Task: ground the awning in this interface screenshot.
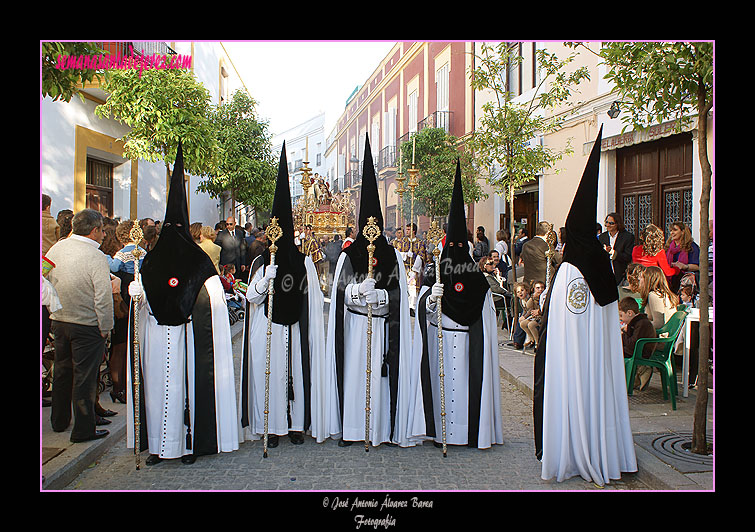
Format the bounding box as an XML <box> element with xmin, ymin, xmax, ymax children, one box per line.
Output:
<box><xmin>586</xmin><ymin>117</ymin><xmax>696</xmax><ymax>154</ymax></box>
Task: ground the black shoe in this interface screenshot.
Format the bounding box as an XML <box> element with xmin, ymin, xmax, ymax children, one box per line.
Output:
<box><xmin>110</xmin><ymin>390</ymin><xmax>127</xmax><ymax>404</ymax></box>
<box><xmin>338</xmin><ymin>438</ymin><xmax>353</xmax><ymax>447</ymax></box>
<box><xmin>95</xmin><ymin>415</ymin><xmax>111</xmax><ymax>426</ymax></box>
<box><xmin>42</xmin><ymin>398</ymin><xmax>52</xmax><ymax>407</ymax></box>
<box><xmin>146</xmin><ymin>454</ymin><xmax>163</xmax><ymax>466</ymax></box>
<box><xmin>267</xmin><ymin>435</ymin><xmax>279</xmax><ymax>448</ymax></box>
<box><xmin>433</xmin><ymin>441</ymin><xmax>443</xmax><ymax>448</ymax></box>
<box><xmin>289</xmin><ymin>431</ymin><xmax>304</xmax><ymax>445</ymax></box>
<box><xmin>70</xmin><ymin>429</ymin><xmax>109</xmax><ymax>443</ymax></box>
<box><xmin>181</xmin><ymin>454</ymin><xmax>196</xmax><ymax>464</ymax></box>
<box><xmin>96</xmin><ymin>407</ymin><xmax>118</xmax><ymax>417</ymax></box>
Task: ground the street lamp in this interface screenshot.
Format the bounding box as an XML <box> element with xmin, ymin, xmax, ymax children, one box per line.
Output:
<box><xmin>607</xmin><ymin>101</ymin><xmax>621</xmax><ymax>119</ymax></box>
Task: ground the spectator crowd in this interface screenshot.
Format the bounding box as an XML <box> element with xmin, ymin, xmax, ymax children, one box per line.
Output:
<box><xmin>41</xmin><ymin>190</ymin><xmax>713</xmax><ymax>443</ymax></box>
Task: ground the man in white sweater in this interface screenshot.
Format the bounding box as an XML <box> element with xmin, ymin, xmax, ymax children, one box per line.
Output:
<box><xmin>46</xmin><ymin>208</ymin><xmax>114</xmax><ymax>443</ymax></box>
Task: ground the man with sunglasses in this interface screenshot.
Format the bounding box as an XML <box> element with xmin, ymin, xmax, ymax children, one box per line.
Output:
<box><xmin>598</xmin><ymin>213</ymin><xmax>635</xmax><ymax>285</ymax></box>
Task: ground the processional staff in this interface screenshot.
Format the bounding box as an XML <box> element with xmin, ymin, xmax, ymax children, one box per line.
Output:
<box><xmin>263</xmin><ymin>216</ymin><xmax>283</xmax><ymax>458</ymax></box>
<box><xmin>129</xmin><ymin>222</ymin><xmax>145</xmax><ymax>470</ymax></box>
<box><xmin>426</xmin><ymin>220</ymin><xmax>448</xmax><ymax>457</ymax></box>
<box><xmin>362</xmin><ymin>216</ymin><xmax>381</xmax><ymax>452</ymax></box>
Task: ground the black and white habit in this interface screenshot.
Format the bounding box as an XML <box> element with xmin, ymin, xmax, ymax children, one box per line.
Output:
<box><xmin>127</xmin><ymin>142</ymin><xmax>239</xmax><ymax>463</ymax></box>
<box><xmin>411</xmin><ymin>161</ymin><xmax>503</xmax><ymax>449</ymax></box>
<box><xmin>533</xmin><ymin>126</ymin><xmax>637</xmax><ymax>485</ymax></box>
<box><xmin>239</xmin><ymin>144</ymin><xmax>327</xmax><ymax>444</ymax></box>
<box><xmin>324</xmin><ymin>134</ymin><xmax>424</xmax><ymax>447</ymax></box>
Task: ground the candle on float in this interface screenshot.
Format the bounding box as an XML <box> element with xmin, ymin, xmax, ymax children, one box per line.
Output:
<box><xmin>412</xmin><ymin>137</ymin><xmax>416</xmax><ymax>165</ymax></box>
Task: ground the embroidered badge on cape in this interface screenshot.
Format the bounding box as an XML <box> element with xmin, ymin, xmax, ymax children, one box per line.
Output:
<box><xmin>566</xmin><ymin>277</ymin><xmax>589</xmax><ymax>314</ymax></box>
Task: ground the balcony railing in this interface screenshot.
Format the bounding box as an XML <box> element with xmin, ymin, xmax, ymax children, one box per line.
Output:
<box><xmin>398</xmin><ymin>110</ymin><xmax>453</xmax><ymax>146</ymax></box>
<box><xmin>344</xmin><ymin>169</ymin><xmax>361</xmax><ymax>189</ymax></box>
<box><xmin>96</xmin><ymin>41</ymin><xmax>176</xmax><ymax>58</ymax></box>
<box><xmin>377</xmin><ymin>145</ymin><xmax>397</xmax><ymax>171</ymax></box>
<box><xmin>418</xmin><ymin>110</ymin><xmax>451</xmax><ymax>133</ymax></box>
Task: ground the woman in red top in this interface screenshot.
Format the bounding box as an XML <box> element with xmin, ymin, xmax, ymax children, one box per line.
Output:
<box><xmin>631</xmin><ymin>223</ymin><xmax>680</xmax><ymax>278</ymax></box>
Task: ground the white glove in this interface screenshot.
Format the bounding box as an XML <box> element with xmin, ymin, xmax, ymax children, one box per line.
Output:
<box><xmin>253</xmin><ymin>265</ymin><xmax>277</xmax><ymax>296</ymax></box>
<box><xmin>365</xmin><ymin>290</ymin><xmax>379</xmax><ymax>305</ymax></box>
<box><xmin>262</xmin><ymin>264</ymin><xmax>278</xmax><ymax>282</ymax></box>
<box><xmin>428</xmin><ymin>282</ymin><xmax>444</xmax><ymax>303</ymax></box>
<box><xmin>358</xmin><ymin>277</ymin><xmax>376</xmax><ymax>295</ymax></box>
<box><xmin>128</xmin><ymin>280</ymin><xmax>143</xmax><ymax>298</ymax></box>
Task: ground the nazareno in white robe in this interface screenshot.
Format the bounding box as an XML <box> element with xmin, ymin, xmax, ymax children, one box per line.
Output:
<box><xmin>126</xmin><ymin>275</ymin><xmax>239</xmax><ymax>459</ymax></box>
<box><xmin>411</xmin><ymin>284</ymin><xmax>504</xmax><ymax>449</ymax></box>
<box><xmin>238</xmin><ymin>255</ymin><xmax>328</xmax><ymax>442</ymax></box>
<box><xmin>540</xmin><ymin>262</ymin><xmax>637</xmax><ymax>485</ymax></box>
<box><xmin>324</xmin><ymin>247</ymin><xmax>425</xmax><ymax>447</ymax></box>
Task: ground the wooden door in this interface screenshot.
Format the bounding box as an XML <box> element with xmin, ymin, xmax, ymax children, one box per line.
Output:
<box><xmin>617</xmin><ymin>132</ymin><xmax>693</xmax><ymax>240</ymax></box>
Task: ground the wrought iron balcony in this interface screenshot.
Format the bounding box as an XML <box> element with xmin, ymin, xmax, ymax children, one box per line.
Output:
<box><xmin>96</xmin><ymin>41</ymin><xmax>177</xmax><ymax>58</ymax></box>
<box><xmin>344</xmin><ymin>169</ymin><xmax>361</xmax><ymax>189</ymax></box>
<box><xmin>398</xmin><ymin>111</ymin><xmax>453</xmax><ymax>146</ymax></box>
<box><xmin>418</xmin><ymin>110</ymin><xmax>452</xmax><ymax>134</ymax></box>
<box><xmin>378</xmin><ymin>145</ymin><xmax>397</xmax><ymax>171</ymax></box>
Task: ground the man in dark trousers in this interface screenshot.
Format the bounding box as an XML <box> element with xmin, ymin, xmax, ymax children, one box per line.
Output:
<box><xmin>520</xmin><ymin>221</ymin><xmax>561</xmax><ymax>287</ymax></box>
<box><xmin>216</xmin><ymin>215</ymin><xmax>248</xmax><ymax>279</ymax></box>
<box><xmin>46</xmin><ymin>208</ymin><xmax>114</xmax><ymax>443</ymax></box>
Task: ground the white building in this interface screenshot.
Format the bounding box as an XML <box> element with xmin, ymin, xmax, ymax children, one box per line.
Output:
<box><xmin>41</xmin><ymin>41</ymin><xmax>247</xmax><ymax>230</ymax></box>
<box><xmin>272</xmin><ymin>112</ymin><xmax>326</xmax><ymax>207</ymax></box>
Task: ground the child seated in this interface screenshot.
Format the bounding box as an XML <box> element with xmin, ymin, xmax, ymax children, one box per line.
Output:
<box><xmin>618</xmin><ymin>297</ymin><xmax>657</xmax><ymax>390</ymax></box>
<box><xmin>221</xmin><ymin>264</ymin><xmax>244</xmax><ymax>312</ymax></box>
<box><xmin>515</xmin><ymin>281</ymin><xmax>541</xmax><ymax>349</ymax></box>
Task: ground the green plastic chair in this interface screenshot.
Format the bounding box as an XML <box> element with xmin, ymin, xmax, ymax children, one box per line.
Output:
<box><xmin>624</xmin><ymin>309</ymin><xmax>688</xmax><ymax>410</ymax></box>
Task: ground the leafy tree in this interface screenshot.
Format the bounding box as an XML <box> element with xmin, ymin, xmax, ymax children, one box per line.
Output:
<box><xmin>41</xmin><ymin>42</ymin><xmax>105</xmax><ymax>103</ymax></box>
<box><xmin>197</xmin><ymin>89</ymin><xmax>277</xmax><ymax>223</ymax></box>
<box><xmin>397</xmin><ymin>127</ymin><xmax>485</xmax><ymax>226</ymax></box>
<box><xmin>94</xmin><ymin>66</ymin><xmax>219</xmax><ymax>177</ymax></box>
<box><xmin>469</xmin><ymin>42</ymin><xmax>590</xmax><ymax>318</ymax></box>
<box><xmin>593</xmin><ymin>41</ymin><xmax>713</xmax><ymax>456</ymax></box>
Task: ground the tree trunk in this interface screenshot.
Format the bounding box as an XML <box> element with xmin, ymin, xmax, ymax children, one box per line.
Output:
<box><xmin>509</xmin><ymin>182</ymin><xmax>520</xmax><ymax>328</ymax></box>
<box><xmin>691</xmin><ymin>82</ymin><xmax>713</xmax><ymax>456</ymax></box>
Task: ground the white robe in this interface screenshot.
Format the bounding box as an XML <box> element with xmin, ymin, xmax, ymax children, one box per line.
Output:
<box><xmin>239</xmin><ymin>256</ymin><xmax>328</xmax><ymax>442</ymax></box>
<box><xmin>324</xmin><ymin>247</ymin><xmax>425</xmax><ymax>447</ymax></box>
<box><xmin>541</xmin><ymin>262</ymin><xmax>637</xmax><ymax>485</ymax></box>
<box><xmin>126</xmin><ymin>276</ymin><xmax>239</xmax><ymax>459</ymax></box>
<box><xmin>412</xmin><ymin>285</ymin><xmax>504</xmax><ymax>449</ymax></box>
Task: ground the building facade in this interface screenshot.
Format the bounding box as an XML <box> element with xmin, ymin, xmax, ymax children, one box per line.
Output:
<box><xmin>41</xmin><ymin>41</ymin><xmax>247</xmax><ymax>231</ymax></box>
<box><xmin>472</xmin><ymin>41</ymin><xmax>714</xmax><ymax>247</ymax></box>
<box><xmin>324</xmin><ymin>42</ymin><xmax>476</xmax><ymax>235</ymax></box>
<box><xmin>272</xmin><ymin>112</ymin><xmax>326</xmax><ymax>209</ymax></box>
<box><xmin>325</xmin><ymin>40</ymin><xmax>713</xmax><ymax>249</ymax></box>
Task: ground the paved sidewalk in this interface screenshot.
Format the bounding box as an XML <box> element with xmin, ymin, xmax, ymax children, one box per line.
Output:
<box><xmin>40</xmin><ymin>320</ymin><xmax>714</xmax><ymax>491</ymax></box>
<box><xmin>495</xmin><ymin>328</ymin><xmax>714</xmax><ymax>491</ymax></box>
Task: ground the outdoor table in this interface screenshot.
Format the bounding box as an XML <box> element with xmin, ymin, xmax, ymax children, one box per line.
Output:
<box><xmin>683</xmin><ymin>306</ymin><xmax>714</xmax><ymax>397</ymax></box>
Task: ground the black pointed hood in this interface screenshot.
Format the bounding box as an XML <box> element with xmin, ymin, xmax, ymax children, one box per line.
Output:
<box><xmin>343</xmin><ymin>132</ymin><xmax>399</xmax><ymax>290</ymax></box>
<box><xmin>140</xmin><ymin>141</ymin><xmax>218</xmax><ymax>326</ymax></box>
<box><xmin>263</xmin><ymin>142</ymin><xmax>307</xmax><ymax>325</ymax></box>
<box><xmin>561</xmin><ymin>125</ymin><xmax>618</xmax><ymax>306</ymax></box>
<box><xmin>438</xmin><ymin>160</ymin><xmax>490</xmax><ymax>325</ymax></box>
